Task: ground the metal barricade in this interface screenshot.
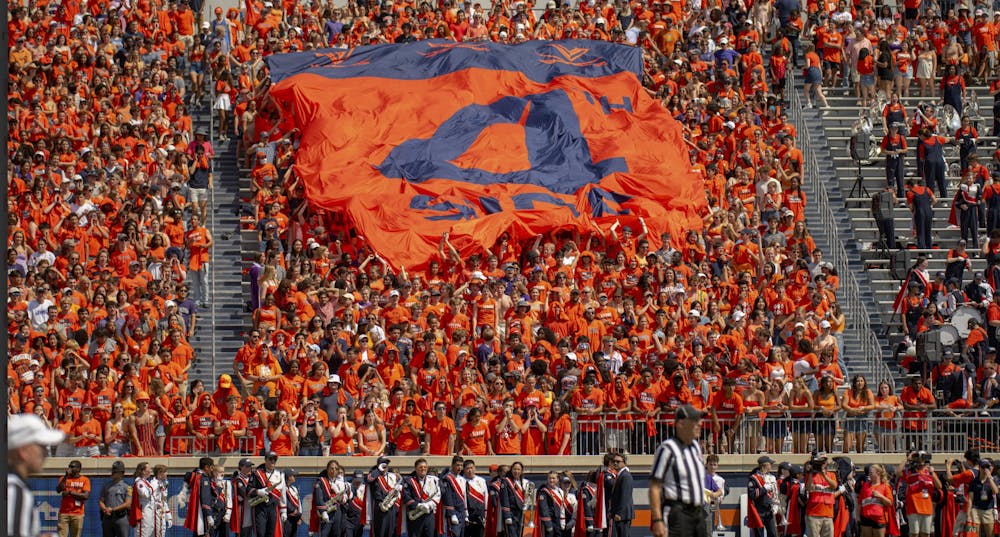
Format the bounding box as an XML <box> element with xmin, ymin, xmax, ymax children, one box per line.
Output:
<box><xmin>167</xmin><ymin>435</ymin><xmax>257</xmax><ymax>456</ymax></box>
<box><xmin>573</xmin><ymin>410</ymin><xmax>994</xmax><ymax>455</ymax></box>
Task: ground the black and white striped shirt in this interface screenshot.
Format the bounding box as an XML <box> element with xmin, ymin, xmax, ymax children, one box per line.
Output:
<box><xmin>8</xmin><ymin>472</ymin><xmax>40</xmax><ymax>537</ymax></box>
<box><xmin>650</xmin><ymin>437</ymin><xmax>706</xmax><ymax>507</ymax></box>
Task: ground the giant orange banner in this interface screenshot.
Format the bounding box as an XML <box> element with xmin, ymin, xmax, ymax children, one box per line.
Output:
<box><xmin>268</xmin><ymin>40</ymin><xmax>707</xmax><ymax>269</ymax></box>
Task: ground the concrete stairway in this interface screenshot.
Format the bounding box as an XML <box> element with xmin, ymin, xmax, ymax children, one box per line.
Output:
<box><xmin>186</xmin><ymin>114</ymin><xmax>250</xmax><ymax>389</ymax></box>
<box><xmin>809</xmin><ymin>82</ymin><xmax>996</xmax><ymax>372</ymax></box>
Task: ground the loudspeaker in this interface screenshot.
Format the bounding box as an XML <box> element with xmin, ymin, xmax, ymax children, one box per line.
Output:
<box><xmin>917</xmin><ymin>330</ymin><xmax>944</xmax><ymax>363</ymax></box>
<box><xmin>890</xmin><ymin>249</ymin><xmax>912</xmax><ymax>281</ymax></box>
<box><xmin>874</xmin><ymin>191</ymin><xmax>894</xmax><ymax>220</ymax></box>
<box><xmin>850</xmin><ymin>133</ymin><xmax>872</xmax><ymax>163</ymax></box>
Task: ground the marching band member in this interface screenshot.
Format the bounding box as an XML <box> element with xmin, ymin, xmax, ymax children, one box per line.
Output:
<box><xmin>486</xmin><ymin>465</ymin><xmax>509</xmax><ymax>537</ymax></box>
<box><xmin>211</xmin><ymin>465</ymin><xmax>229</xmax><ymax>537</ymax></box>
<box><xmin>558</xmin><ymin>474</ymin><xmax>578</xmax><ymax>537</ymax></box>
<box><xmin>440</xmin><ymin>456</ymin><xmax>468</xmax><ymax>537</ymax></box>
<box><xmin>283</xmin><ymin>469</ymin><xmax>302</xmax><ymax>537</ymax></box>
<box><xmin>130</xmin><ymin>462</ymin><xmax>157</xmax><ymax>537</ymax></box>
<box><xmin>537</xmin><ymin>472</ymin><xmax>568</xmax><ymax>537</ymax></box>
<box><xmin>346</xmin><ymin>471</ymin><xmax>366</xmax><ymax>537</ymax></box>
<box><xmin>403</xmin><ymin>458</ymin><xmax>442</xmax><ymax>537</ymax></box>
<box><xmin>578</xmin><ymin>471</ymin><xmax>599</xmax><ymax>537</ymax></box>
<box><xmin>152</xmin><ymin>465</ymin><xmax>173</xmax><ymax>537</ymax></box>
<box><xmin>248</xmin><ymin>452</ymin><xmax>287</xmax><ymax>537</ymax></box>
<box><xmin>311</xmin><ymin>461</ymin><xmax>340</xmax><ymax>537</ymax></box>
<box><xmin>367</xmin><ymin>456</ymin><xmax>402</xmax><ymax>537</ymax></box>
<box><xmin>229</xmin><ymin>459</ymin><xmax>255</xmax><ymax>537</ymax></box>
<box><xmin>501</xmin><ymin>462</ymin><xmax>532</xmax><ymax>537</ymax></box>
<box><xmin>184</xmin><ymin>457</ymin><xmax>217</xmax><ymax>537</ymax></box>
<box><xmin>329</xmin><ymin>464</ymin><xmax>353</xmax><ymax>537</ymax></box>
<box><xmin>464</xmin><ymin>460</ymin><xmax>490</xmax><ymax>537</ymax></box>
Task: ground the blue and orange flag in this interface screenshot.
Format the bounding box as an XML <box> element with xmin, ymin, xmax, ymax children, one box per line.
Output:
<box><xmin>268</xmin><ymin>40</ymin><xmax>707</xmax><ymax>269</ymax></box>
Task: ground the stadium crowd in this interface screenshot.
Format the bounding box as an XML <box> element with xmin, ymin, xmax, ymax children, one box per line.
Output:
<box><xmin>7</xmin><ymin>0</ymin><xmax>1000</xmax><ymax>462</ymax></box>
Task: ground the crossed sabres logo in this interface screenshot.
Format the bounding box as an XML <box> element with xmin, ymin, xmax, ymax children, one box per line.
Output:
<box><xmin>314</xmin><ymin>42</ymin><xmax>606</xmax><ymax>68</ymax></box>
<box><xmin>313</xmin><ymin>49</ymin><xmax>370</xmax><ymax>68</ymax></box>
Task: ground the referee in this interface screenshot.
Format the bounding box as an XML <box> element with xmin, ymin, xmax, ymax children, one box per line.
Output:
<box><xmin>648</xmin><ymin>404</ymin><xmax>708</xmax><ymax>537</ymax></box>
<box><xmin>8</xmin><ymin>413</ymin><xmax>67</xmax><ymax>537</ymax></box>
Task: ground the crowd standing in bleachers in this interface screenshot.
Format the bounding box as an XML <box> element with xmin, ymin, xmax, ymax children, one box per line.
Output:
<box><xmin>8</xmin><ymin>0</ymin><xmax>1000</xmax><ymax>461</ymax></box>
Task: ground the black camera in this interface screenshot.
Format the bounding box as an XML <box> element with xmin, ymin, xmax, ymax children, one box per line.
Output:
<box><xmin>807</xmin><ymin>454</ymin><xmax>828</xmax><ymax>473</ymax></box>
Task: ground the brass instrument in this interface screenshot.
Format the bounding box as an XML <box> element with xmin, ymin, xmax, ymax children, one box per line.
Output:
<box><xmin>408</xmin><ymin>504</ymin><xmax>429</xmax><ymax>520</ymax></box>
<box><xmin>379</xmin><ymin>474</ymin><xmax>402</xmax><ymax>512</ymax></box>
<box><xmin>869</xmin><ymin>89</ymin><xmax>888</xmax><ymax>122</ymax></box>
<box><xmin>250</xmin><ymin>483</ymin><xmax>277</xmax><ymax>507</ymax></box>
<box><xmin>380</xmin><ymin>488</ymin><xmax>400</xmax><ymax>512</ymax></box>
<box><xmin>326</xmin><ymin>481</ymin><xmax>349</xmax><ymax>513</ymax></box>
<box><xmin>968</xmin><ymin>89</ymin><xmax>983</xmax><ymax>127</ymax></box>
<box><xmin>938</xmin><ymin>104</ymin><xmax>962</xmax><ymax>135</ymax></box>
<box><xmin>524</xmin><ymin>481</ymin><xmax>537</xmax><ymax>529</ymax></box>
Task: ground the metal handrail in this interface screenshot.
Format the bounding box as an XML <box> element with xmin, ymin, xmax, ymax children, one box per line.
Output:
<box><xmin>787</xmin><ymin>74</ymin><xmax>893</xmax><ymax>387</ymax></box>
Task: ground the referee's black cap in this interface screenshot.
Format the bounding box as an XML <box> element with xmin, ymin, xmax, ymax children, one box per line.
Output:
<box><xmin>675</xmin><ymin>405</ymin><xmax>703</xmax><ymax>421</ymax></box>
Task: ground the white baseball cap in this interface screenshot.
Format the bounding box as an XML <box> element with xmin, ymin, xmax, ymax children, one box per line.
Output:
<box><xmin>9</xmin><ymin>413</ymin><xmax>65</xmax><ymax>449</ymax></box>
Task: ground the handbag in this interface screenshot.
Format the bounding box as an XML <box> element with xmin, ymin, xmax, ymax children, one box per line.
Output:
<box><xmin>959</xmin><ymin>519</ymin><xmax>979</xmax><ymax>537</ymax></box>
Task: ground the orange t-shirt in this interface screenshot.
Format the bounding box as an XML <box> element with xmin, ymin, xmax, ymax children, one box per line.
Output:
<box><xmin>269</xmin><ymin>425</ymin><xmax>295</xmax><ymax>455</ymax></box>
<box><xmin>58</xmin><ymin>475</ymin><xmax>91</xmax><ymax>515</ymax></box>
<box><xmin>392</xmin><ymin>414</ymin><xmax>423</xmax><ymax>453</ymax></box>
<box><xmin>72</xmin><ymin>419</ymin><xmax>103</xmax><ymax>447</ymax></box>
<box><xmin>425</xmin><ymin>415</ymin><xmax>456</xmax><ymax>455</ymax></box>
<box><xmin>710</xmin><ymin>391</ymin><xmax>744</xmax><ymax>423</ymax></box>
<box><xmin>461</xmin><ymin>419</ymin><xmax>492</xmax><ymax>455</ymax></box>
<box><xmin>493</xmin><ymin>415</ymin><xmax>523</xmax><ymax>455</ymax></box>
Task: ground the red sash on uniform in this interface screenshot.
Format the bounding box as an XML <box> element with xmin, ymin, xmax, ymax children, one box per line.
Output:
<box><xmin>355</xmin><ymin>484</ymin><xmax>367</xmax><ymax>528</ymax></box>
<box><xmin>486</xmin><ymin>482</ymin><xmax>502</xmax><ymax>537</ymax></box>
<box><xmin>505</xmin><ymin>478</ymin><xmax>525</xmax><ymax>505</ymax></box>
<box><xmin>574</xmin><ymin>485</ymin><xmax>592</xmax><ymax>537</ymax></box>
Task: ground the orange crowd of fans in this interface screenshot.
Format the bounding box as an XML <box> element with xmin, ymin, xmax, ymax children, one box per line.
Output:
<box><xmin>8</xmin><ymin>0</ymin><xmax>883</xmax><ymax>459</ymax></box>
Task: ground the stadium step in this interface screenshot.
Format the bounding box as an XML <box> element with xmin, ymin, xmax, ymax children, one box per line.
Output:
<box><xmin>802</xmin><ymin>101</ymin><xmax>892</xmax><ymax>386</ymax></box>
<box><xmin>793</xmin><ymin>81</ymin><xmax>905</xmax><ymax>388</ymax></box>
<box><xmin>800</xmin><ymin>79</ymin><xmax>999</xmax><ymax>385</ymax></box>
<box><xmin>187</xmin><ymin>125</ymin><xmax>249</xmax><ymax>390</ymax></box>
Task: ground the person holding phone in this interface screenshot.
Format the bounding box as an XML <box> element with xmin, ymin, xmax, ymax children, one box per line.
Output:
<box><xmin>56</xmin><ymin>460</ymin><xmax>91</xmax><ymax>537</ymax></box>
